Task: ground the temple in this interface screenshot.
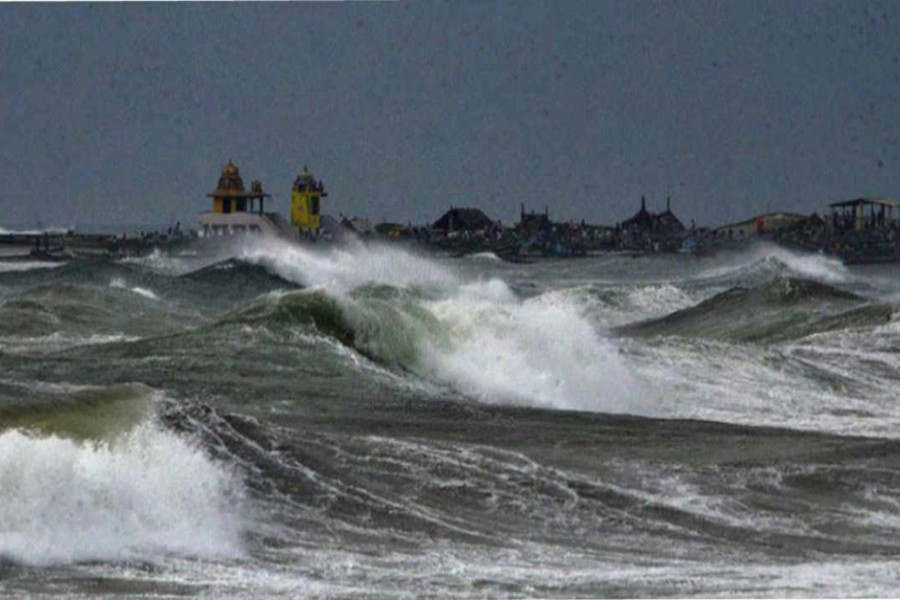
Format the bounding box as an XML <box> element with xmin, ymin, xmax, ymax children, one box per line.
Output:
<box><xmin>207</xmin><ymin>160</ymin><xmax>270</xmax><ymax>214</ymax></box>
<box><xmin>198</xmin><ymin>161</ymin><xmax>293</xmax><ymax>238</ymax></box>
<box><xmin>291</xmin><ymin>167</ymin><xmax>328</xmax><ymax>233</ymax></box>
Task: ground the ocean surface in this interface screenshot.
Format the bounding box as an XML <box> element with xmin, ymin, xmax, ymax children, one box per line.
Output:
<box><xmin>2</xmin><ymin>238</ymin><xmax>900</xmax><ymax>597</ymax></box>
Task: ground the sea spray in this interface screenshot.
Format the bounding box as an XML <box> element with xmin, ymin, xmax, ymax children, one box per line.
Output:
<box><xmin>0</xmin><ymin>422</ymin><xmax>247</xmax><ymax>566</ymax></box>
<box><xmin>238</xmin><ymin>237</ymin><xmax>456</xmax><ymax>292</ymax></box>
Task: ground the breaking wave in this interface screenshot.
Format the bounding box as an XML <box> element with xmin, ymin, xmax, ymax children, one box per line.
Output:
<box><xmin>696</xmin><ymin>244</ymin><xmax>850</xmax><ymax>287</ymax></box>
<box><xmin>0</xmin><ymin>384</ymin><xmax>247</xmax><ymax>566</ymax></box>
<box><xmin>223</xmin><ymin>238</ymin><xmax>648</xmax><ymax>415</ymax></box>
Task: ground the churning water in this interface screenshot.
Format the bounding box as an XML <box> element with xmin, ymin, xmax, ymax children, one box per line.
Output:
<box><xmin>2</xmin><ymin>238</ymin><xmax>900</xmax><ymax>596</ymax></box>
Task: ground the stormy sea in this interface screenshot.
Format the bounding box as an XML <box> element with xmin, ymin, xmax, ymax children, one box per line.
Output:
<box><xmin>2</xmin><ymin>238</ymin><xmax>900</xmax><ymax>597</ymax></box>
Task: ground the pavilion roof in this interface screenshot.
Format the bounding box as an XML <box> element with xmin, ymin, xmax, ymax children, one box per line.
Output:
<box><xmin>828</xmin><ymin>197</ymin><xmax>900</xmax><ymax>209</ymax></box>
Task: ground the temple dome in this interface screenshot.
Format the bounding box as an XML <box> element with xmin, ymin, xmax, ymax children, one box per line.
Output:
<box><xmin>216</xmin><ymin>161</ymin><xmax>245</xmax><ymax>193</ymax></box>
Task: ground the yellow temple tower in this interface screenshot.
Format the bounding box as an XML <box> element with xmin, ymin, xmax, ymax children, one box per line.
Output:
<box><xmin>290</xmin><ymin>166</ymin><xmax>327</xmax><ymax>233</ymax></box>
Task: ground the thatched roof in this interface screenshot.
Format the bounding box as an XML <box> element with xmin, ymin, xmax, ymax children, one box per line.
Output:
<box><xmin>432</xmin><ymin>208</ymin><xmax>495</xmax><ymax>231</ymax></box>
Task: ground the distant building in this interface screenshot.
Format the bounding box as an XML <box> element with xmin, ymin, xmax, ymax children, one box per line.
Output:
<box><xmin>621</xmin><ymin>197</ymin><xmax>684</xmax><ymax>234</ymax></box>
<box><xmin>518</xmin><ymin>204</ymin><xmax>552</xmax><ymax>236</ymax></box>
<box><xmin>207</xmin><ymin>160</ymin><xmax>269</xmax><ymax>215</ymax></box>
<box><xmin>829</xmin><ymin>198</ymin><xmax>900</xmax><ymax>231</ymax></box>
<box><xmin>620</xmin><ymin>196</ymin><xmax>655</xmax><ymax>232</ymax></box>
<box><xmin>714</xmin><ymin>212</ymin><xmax>808</xmax><ymax>237</ymax></box>
<box><xmin>617</xmin><ymin>197</ymin><xmax>686</xmax><ymax>252</ymax></box>
<box><xmin>199</xmin><ymin>161</ymin><xmax>294</xmax><ymax>238</ymax></box>
<box><xmin>432</xmin><ymin>207</ymin><xmax>495</xmax><ymax>233</ymax></box>
<box><xmin>652</xmin><ymin>198</ymin><xmax>685</xmax><ymax>234</ymax></box>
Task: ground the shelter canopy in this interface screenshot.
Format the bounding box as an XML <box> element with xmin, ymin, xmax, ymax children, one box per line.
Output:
<box><xmin>828</xmin><ymin>197</ymin><xmax>900</xmax><ymax>209</ymax></box>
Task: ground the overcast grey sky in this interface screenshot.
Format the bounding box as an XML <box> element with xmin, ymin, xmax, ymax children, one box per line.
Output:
<box><xmin>2</xmin><ymin>1</ymin><xmax>900</xmax><ymax>229</ymax></box>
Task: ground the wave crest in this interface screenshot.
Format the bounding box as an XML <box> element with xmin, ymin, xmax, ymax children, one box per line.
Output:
<box><xmin>620</xmin><ymin>276</ymin><xmax>892</xmax><ymax>343</ymax></box>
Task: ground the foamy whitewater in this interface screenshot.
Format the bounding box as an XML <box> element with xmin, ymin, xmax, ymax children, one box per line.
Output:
<box><xmin>2</xmin><ymin>237</ymin><xmax>900</xmax><ymax>597</ymax></box>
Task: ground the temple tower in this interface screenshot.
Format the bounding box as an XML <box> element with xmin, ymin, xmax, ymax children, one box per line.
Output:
<box><xmin>290</xmin><ymin>166</ymin><xmax>328</xmax><ymax>233</ymax></box>
<box><xmin>207</xmin><ymin>161</ymin><xmax>270</xmax><ymax>215</ymax></box>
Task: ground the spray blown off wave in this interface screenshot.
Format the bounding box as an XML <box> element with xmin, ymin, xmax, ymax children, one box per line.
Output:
<box><xmin>238</xmin><ymin>237</ymin><xmax>456</xmax><ymax>292</ymax></box>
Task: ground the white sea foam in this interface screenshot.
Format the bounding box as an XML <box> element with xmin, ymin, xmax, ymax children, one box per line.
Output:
<box><xmin>0</xmin><ymin>261</ymin><xmax>66</xmax><ymax>273</ymax></box>
<box><xmin>109</xmin><ymin>277</ymin><xmax>160</xmax><ymax>301</ymax></box>
<box><xmin>0</xmin><ymin>423</ymin><xmax>247</xmax><ymax>566</ymax></box>
<box><xmin>625</xmin><ymin>332</ymin><xmax>900</xmax><ymax>438</ymax></box>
